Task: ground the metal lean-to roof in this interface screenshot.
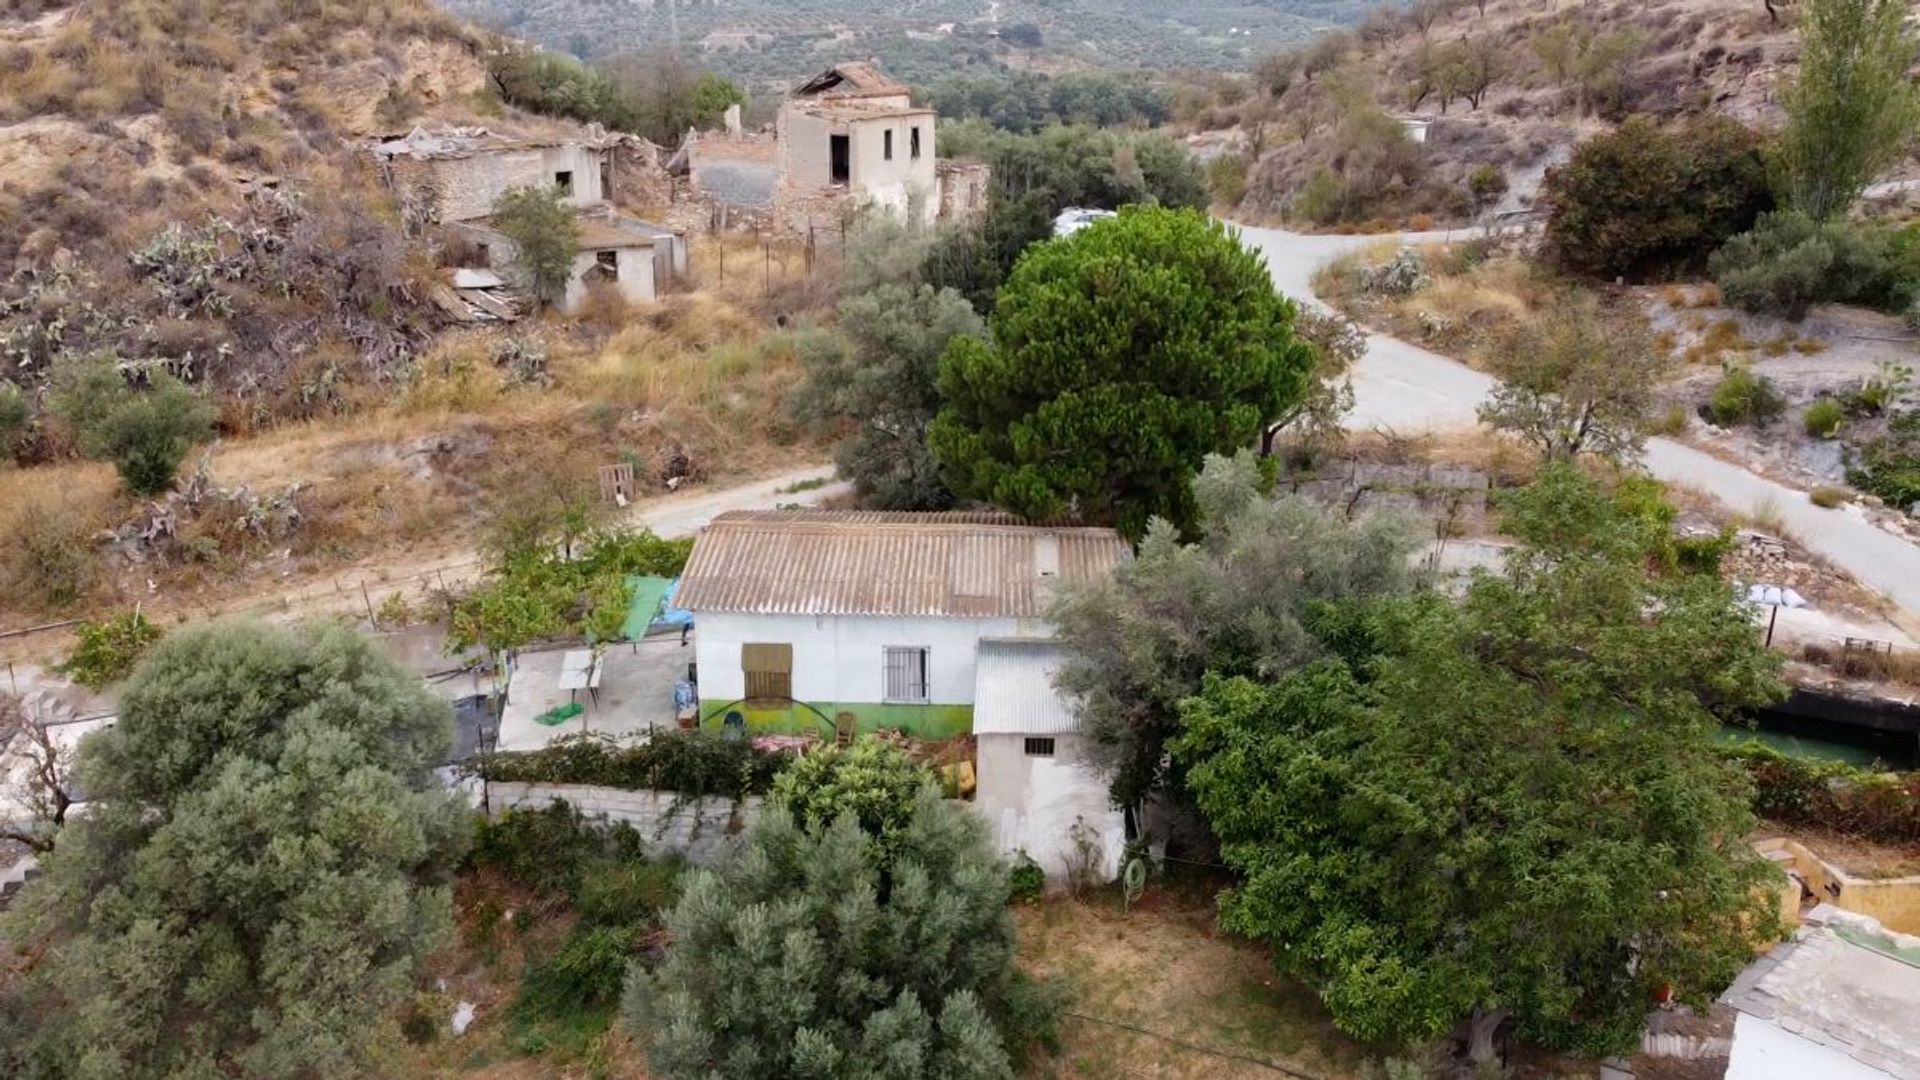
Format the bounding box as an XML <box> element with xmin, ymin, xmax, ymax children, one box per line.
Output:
<box><xmin>674</xmin><ymin>511</ymin><xmax>1130</xmax><ymax>619</ymax></box>
<box><xmin>972</xmin><ymin>638</ymin><xmax>1080</xmax><ymax>736</ymax></box>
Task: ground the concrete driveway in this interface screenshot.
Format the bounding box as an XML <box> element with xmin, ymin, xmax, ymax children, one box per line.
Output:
<box><xmin>1231</xmin><ymin>222</ymin><xmax>1920</xmax><ymax>619</ymax></box>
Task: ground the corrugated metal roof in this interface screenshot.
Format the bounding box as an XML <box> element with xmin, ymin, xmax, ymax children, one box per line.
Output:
<box><xmin>973</xmin><ymin>638</ymin><xmax>1080</xmax><ymax>735</ymax></box>
<box><xmin>675</xmin><ymin>511</ymin><xmax>1129</xmax><ymax>618</ymax></box>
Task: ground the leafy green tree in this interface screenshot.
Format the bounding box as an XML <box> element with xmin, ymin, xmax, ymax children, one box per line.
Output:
<box><xmin>449</xmin><ymin>527</ymin><xmax>692</xmax><ymax>654</ymax></box>
<box><xmin>1171</xmin><ymin>466</ymin><xmax>1786</xmax><ymax>1065</ymax></box>
<box><xmin>492</xmin><ymin>184</ymin><xmax>580</xmax><ymax>307</ymax></box>
<box><xmin>1543</xmin><ymin>115</ymin><xmax>1774</xmax><ymax>280</ymax></box>
<box><xmin>58</xmin><ymin>610</ymin><xmax>165</xmax><ymax>690</ymax></box>
<box><xmin>1051</xmin><ymin>452</ymin><xmax>1420</xmax><ymax>806</ymax></box>
<box><xmin>51</xmin><ymin>353</ymin><xmax>215</xmax><ymax>496</ymax></box>
<box><xmin>930</xmin><ymin>208</ymin><xmax>1313</xmax><ymax>538</ymax></box>
<box><xmin>1</xmin><ymin>620</ymin><xmax>469</xmax><ymax>1080</ymax></box>
<box><xmin>1477</xmin><ymin>291</ymin><xmax>1670</xmax><ymax>461</ymax></box>
<box><xmin>770</xmin><ymin>737</ymin><xmax>935</xmax><ymax>855</ymax></box>
<box><xmin>623</xmin><ymin>788</ymin><xmax>1061</xmax><ymax>1079</ymax></box>
<box><xmin>1780</xmin><ymin>0</ymin><xmax>1920</xmax><ymax>221</ymax></box>
<box><xmin>790</xmin><ymin>285</ymin><xmax>983</xmax><ymax>510</ymax></box>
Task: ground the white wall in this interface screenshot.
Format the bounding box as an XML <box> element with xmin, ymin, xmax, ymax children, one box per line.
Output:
<box><xmin>975</xmin><ymin>732</ymin><xmax>1125</xmax><ymax>886</ymax></box>
<box><xmin>562</xmin><ymin>244</ymin><xmax>657</xmax><ymax>312</ymax></box>
<box><xmin>694</xmin><ymin>611</ymin><xmax>1049</xmax><ymax>706</ymax></box>
<box><xmin>1726</xmin><ymin>1011</ymin><xmax>1889</xmax><ymax>1080</ymax></box>
<box><xmin>849</xmin><ymin>115</ymin><xmax>937</xmax><ymax>224</ymax></box>
<box><xmin>427</xmin><ymin>144</ymin><xmax>609</xmax><ymax>223</ymax></box>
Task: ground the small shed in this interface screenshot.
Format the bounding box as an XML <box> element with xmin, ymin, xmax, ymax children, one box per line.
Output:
<box><xmin>971</xmin><ymin>638</ymin><xmax>1125</xmax><ymax>886</ymax></box>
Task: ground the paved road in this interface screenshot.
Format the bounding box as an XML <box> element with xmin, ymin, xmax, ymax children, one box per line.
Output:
<box><xmin>1233</xmin><ymin>223</ymin><xmax>1920</xmax><ymax>619</ymax></box>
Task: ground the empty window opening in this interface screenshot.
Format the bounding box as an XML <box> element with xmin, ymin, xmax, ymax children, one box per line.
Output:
<box><xmin>830</xmin><ymin>135</ymin><xmax>850</xmax><ymax>183</ymax></box>
<box><xmin>910</xmin><ymin>126</ymin><xmax>921</xmax><ymax>160</ymax></box>
<box><xmin>599</xmin><ymin>159</ymin><xmax>613</xmax><ymax>201</ymax></box>
<box><xmin>883</xmin><ymin>647</ymin><xmax>929</xmax><ymax>703</ymax></box>
<box><xmin>553</xmin><ymin>170</ymin><xmax>573</xmax><ymax>195</ymax></box>
<box><xmin>594</xmin><ymin>250</ymin><xmax>619</xmax><ymax>281</ymax></box>
<box><xmin>742</xmin><ymin>643</ymin><xmax>793</xmax><ymax>703</ymax></box>
<box><xmin>1024</xmin><ymin>737</ymin><xmax>1056</xmax><ymax>757</ymax></box>
<box><xmin>473</xmin><ymin>242</ymin><xmax>491</xmax><ymax>264</ymax></box>
<box><xmin>884</xmin><ymin>129</ymin><xmax>894</xmax><ymax>161</ymax></box>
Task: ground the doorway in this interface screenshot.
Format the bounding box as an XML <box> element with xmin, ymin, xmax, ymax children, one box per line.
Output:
<box><xmin>829</xmin><ymin>135</ymin><xmax>850</xmax><ymax>184</ymax></box>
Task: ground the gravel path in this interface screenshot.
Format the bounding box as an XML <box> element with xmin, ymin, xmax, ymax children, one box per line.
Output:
<box><xmin>1233</xmin><ymin>222</ymin><xmax>1920</xmax><ymax>620</ymax></box>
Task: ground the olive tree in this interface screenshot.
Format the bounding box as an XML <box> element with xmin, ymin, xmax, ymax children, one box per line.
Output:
<box><xmin>1476</xmin><ymin>292</ymin><xmax>1671</xmax><ymax>462</ymax></box>
<box><xmin>1</xmin><ymin>620</ymin><xmax>470</xmax><ymax>1080</ymax></box>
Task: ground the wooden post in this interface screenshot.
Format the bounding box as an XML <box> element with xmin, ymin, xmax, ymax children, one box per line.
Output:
<box><xmin>361</xmin><ymin>583</ymin><xmax>376</xmax><ymax>627</ymax></box>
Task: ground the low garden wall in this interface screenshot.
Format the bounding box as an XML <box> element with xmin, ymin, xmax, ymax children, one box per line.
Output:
<box><xmin>483</xmin><ymin>781</ymin><xmax>762</xmax><ymax>866</ymax></box>
<box><xmin>1755</xmin><ymin>836</ymin><xmax>1920</xmax><ymax>936</ymax></box>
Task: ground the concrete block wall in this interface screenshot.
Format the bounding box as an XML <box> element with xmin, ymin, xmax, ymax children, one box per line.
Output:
<box><xmin>486</xmin><ymin>782</ymin><xmax>761</xmax><ymax>866</ymax></box>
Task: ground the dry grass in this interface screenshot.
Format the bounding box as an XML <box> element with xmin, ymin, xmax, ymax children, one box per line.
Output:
<box><xmin>1682</xmin><ymin>318</ymin><xmax>1753</xmax><ymax>365</ymax></box>
<box><xmin>1015</xmin><ymin>888</ymin><xmax>1374</xmax><ymax>1080</ymax></box>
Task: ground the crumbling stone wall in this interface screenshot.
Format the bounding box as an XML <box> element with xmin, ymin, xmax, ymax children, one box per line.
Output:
<box><xmin>484</xmin><ymin>781</ymin><xmax>760</xmax><ymax>866</ymax></box>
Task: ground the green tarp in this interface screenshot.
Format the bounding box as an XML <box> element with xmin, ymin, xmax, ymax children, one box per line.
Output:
<box><xmin>621</xmin><ymin>575</ymin><xmax>674</xmax><ymax>641</ymax></box>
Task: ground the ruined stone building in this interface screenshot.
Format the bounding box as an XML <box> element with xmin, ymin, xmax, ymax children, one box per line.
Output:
<box><xmin>776</xmin><ymin>62</ymin><xmax>941</xmax><ymax>225</ymax></box>
<box><xmin>373</xmin><ymin>125</ymin><xmax>685</xmax><ymax>314</ymax></box>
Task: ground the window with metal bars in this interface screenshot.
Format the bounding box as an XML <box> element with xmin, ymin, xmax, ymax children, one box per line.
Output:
<box><xmin>882</xmin><ymin>646</ymin><xmax>929</xmax><ymax>703</ymax></box>
<box><xmin>1023</xmin><ymin>737</ymin><xmax>1055</xmax><ymax>757</ymax></box>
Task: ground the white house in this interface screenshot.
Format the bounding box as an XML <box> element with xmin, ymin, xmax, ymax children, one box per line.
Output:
<box><xmin>1721</xmin><ymin>905</ymin><xmax>1920</xmax><ymax>1080</ymax></box>
<box><xmin>777</xmin><ymin>62</ymin><xmax>939</xmax><ymax>225</ymax></box>
<box><xmin>674</xmin><ymin>510</ymin><xmax>1131</xmax><ymax>881</ymax></box>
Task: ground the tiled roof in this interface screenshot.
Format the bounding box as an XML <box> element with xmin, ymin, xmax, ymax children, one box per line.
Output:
<box><xmin>972</xmin><ymin>639</ymin><xmax>1079</xmax><ymax>735</ymax></box>
<box><xmin>675</xmin><ymin>511</ymin><xmax>1129</xmax><ymax>619</ymax></box>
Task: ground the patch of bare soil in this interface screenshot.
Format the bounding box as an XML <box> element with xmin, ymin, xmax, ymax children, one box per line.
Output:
<box><xmin>1760</xmin><ymin>822</ymin><xmax>1920</xmax><ymax>879</ymax></box>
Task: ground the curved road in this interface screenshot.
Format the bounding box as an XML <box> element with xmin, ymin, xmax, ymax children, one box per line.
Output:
<box><xmin>1233</xmin><ymin>223</ymin><xmax>1920</xmax><ymax>619</ymax></box>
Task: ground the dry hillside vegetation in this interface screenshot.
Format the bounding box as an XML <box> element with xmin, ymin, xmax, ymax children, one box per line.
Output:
<box><xmin>1210</xmin><ymin>0</ymin><xmax>1804</xmax><ymax>228</ymax></box>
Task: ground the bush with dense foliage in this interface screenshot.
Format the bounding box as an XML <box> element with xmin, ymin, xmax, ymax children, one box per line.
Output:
<box><xmin>1725</xmin><ymin>742</ymin><xmax>1920</xmax><ymax>844</ymax></box>
<box><xmin>770</xmin><ymin>737</ymin><xmax>936</xmax><ymax>855</ymax></box>
<box><xmin>623</xmin><ymin>787</ymin><xmax>1063</xmax><ymax>1079</ymax></box>
<box><xmin>1804</xmin><ymin>397</ymin><xmax>1846</xmax><ymax>438</ymax></box>
<box><xmin>924</xmin><ymin>70</ymin><xmax>1170</xmax><ymax>133</ymax></box>
<box><xmin>1542</xmin><ymin>115</ymin><xmax>1773</xmax><ymax>280</ymax></box>
<box><xmin>1710</xmin><ymin>212</ymin><xmax>1919</xmax><ymax>320</ymax></box>
<box><xmin>1847</xmin><ymin>409</ymin><xmax>1920</xmax><ymax>508</ymax></box>
<box><xmin>58</xmin><ymin>610</ymin><xmax>164</xmax><ymax>690</ymax></box>
<box><xmin>931</xmin><ymin>207</ymin><xmax>1313</xmax><ymax>538</ymax></box>
<box><xmin>477</xmin><ymin>731</ymin><xmax>785</xmax><ymax>799</ymax></box>
<box><xmin>788</xmin><ymin>282</ymin><xmax>983</xmax><ymax>510</ymax></box>
<box><xmin>0</xmin><ymin>620</ymin><xmax>469</xmax><ymax>1080</ymax></box>
<box><xmin>1172</xmin><ymin>466</ymin><xmax>1786</xmax><ymax>1064</ymax></box>
<box><xmin>486</xmin><ymin>40</ymin><xmax>746</xmax><ymax>148</ymax></box>
<box><xmin>51</xmin><ymin>352</ymin><xmax>216</xmax><ymax>495</ymax></box>
<box><xmin>1708</xmin><ymin>364</ymin><xmax>1787</xmax><ymax>428</ymax></box>
<box><xmin>1052</xmin><ymin>451</ymin><xmax>1419</xmax><ymax>805</ymax></box>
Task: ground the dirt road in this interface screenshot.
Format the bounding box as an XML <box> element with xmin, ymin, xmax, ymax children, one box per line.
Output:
<box><xmin>1233</xmin><ymin>222</ymin><xmax>1920</xmax><ymax>619</ymax></box>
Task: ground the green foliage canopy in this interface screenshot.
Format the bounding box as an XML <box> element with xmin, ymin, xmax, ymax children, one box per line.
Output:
<box><xmin>2</xmin><ymin>620</ymin><xmax>469</xmax><ymax>1080</ymax></box>
<box><xmin>1051</xmin><ymin>451</ymin><xmax>1420</xmax><ymax>805</ymax></box>
<box><xmin>1170</xmin><ymin>467</ymin><xmax>1787</xmax><ymax>1059</ymax></box>
<box><xmin>492</xmin><ymin>184</ymin><xmax>581</xmax><ymax>307</ymax></box>
<box><xmin>930</xmin><ymin>208</ymin><xmax>1313</xmax><ymax>538</ymax></box>
<box><xmin>789</xmin><ymin>283</ymin><xmax>984</xmax><ymax>510</ymax></box>
<box><xmin>623</xmin><ymin>789</ymin><xmax>1059</xmax><ymax>1080</ymax></box>
<box><xmin>769</xmin><ymin>737</ymin><xmax>936</xmax><ymax>856</ymax></box>
<box><xmin>1779</xmin><ymin>0</ymin><xmax>1920</xmax><ymax>221</ymax></box>
<box><xmin>58</xmin><ymin>610</ymin><xmax>164</xmax><ymax>690</ymax></box>
<box><xmin>449</xmin><ymin>528</ymin><xmax>692</xmax><ymax>653</ymax></box>
<box><xmin>1476</xmin><ymin>291</ymin><xmax>1670</xmax><ymax>462</ymax></box>
<box><xmin>51</xmin><ymin>353</ymin><xmax>216</xmax><ymax>496</ymax></box>
<box><xmin>1542</xmin><ymin>115</ymin><xmax>1773</xmax><ymax>280</ymax></box>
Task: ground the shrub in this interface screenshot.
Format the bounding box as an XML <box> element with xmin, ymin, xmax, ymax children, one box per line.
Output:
<box><xmin>59</xmin><ymin>610</ymin><xmax>164</xmax><ymax>689</ymax></box>
<box><xmin>0</xmin><ymin>495</ymin><xmax>100</xmax><ymax>611</ymax></box>
<box><xmin>1711</xmin><ymin>211</ymin><xmax>1905</xmax><ymax>320</ymax></box>
<box><xmin>1724</xmin><ymin>742</ymin><xmax>1920</xmax><ymax>844</ymax></box>
<box><xmin>51</xmin><ymin>354</ymin><xmax>216</xmax><ymax>495</ymax></box>
<box><xmin>1803</xmin><ymin>397</ymin><xmax>1845</xmax><ymax>438</ymax></box>
<box><xmin>478</xmin><ymin>731</ymin><xmax>783</xmax><ymax>799</ymax></box>
<box><xmin>492</xmin><ymin>184</ymin><xmax>579</xmax><ymax>307</ymax></box>
<box><xmin>1848</xmin><ymin>361</ymin><xmax>1912</xmax><ymax>417</ymax></box>
<box><xmin>1847</xmin><ymin>410</ymin><xmax>1920</xmax><ymax>509</ymax></box>
<box><xmin>1707</xmin><ymin>364</ymin><xmax>1786</xmax><ymax>427</ymax></box>
<box><xmin>770</xmin><ymin>737</ymin><xmax>936</xmax><ymax>855</ymax></box>
<box><xmin>1207</xmin><ymin>152</ymin><xmax>1249</xmax><ymax>207</ymax></box>
<box><xmin>1810</xmin><ymin>486</ymin><xmax>1852</xmax><ymax>508</ymax></box>
<box><xmin>1543</xmin><ymin>115</ymin><xmax>1773</xmax><ymax>280</ymax></box>
<box><xmin>1008</xmin><ymin>853</ymin><xmax>1046</xmax><ymax>901</ymax></box>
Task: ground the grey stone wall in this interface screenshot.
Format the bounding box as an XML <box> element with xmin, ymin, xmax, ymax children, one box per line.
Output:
<box><xmin>484</xmin><ymin>782</ymin><xmax>761</xmax><ymax>866</ymax></box>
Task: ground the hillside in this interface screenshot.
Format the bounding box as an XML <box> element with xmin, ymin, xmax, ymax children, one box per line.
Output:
<box><xmin>1209</xmin><ymin>0</ymin><xmax>1812</xmax><ymax>228</ymax></box>
<box><xmin>442</xmin><ymin>0</ymin><xmax>1373</xmax><ymax>92</ymax></box>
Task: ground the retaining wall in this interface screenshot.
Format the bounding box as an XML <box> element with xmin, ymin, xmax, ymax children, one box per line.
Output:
<box><xmin>1756</xmin><ymin>837</ymin><xmax>1920</xmax><ymax>935</ymax></box>
<box><xmin>483</xmin><ymin>782</ymin><xmax>761</xmax><ymax>866</ymax></box>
